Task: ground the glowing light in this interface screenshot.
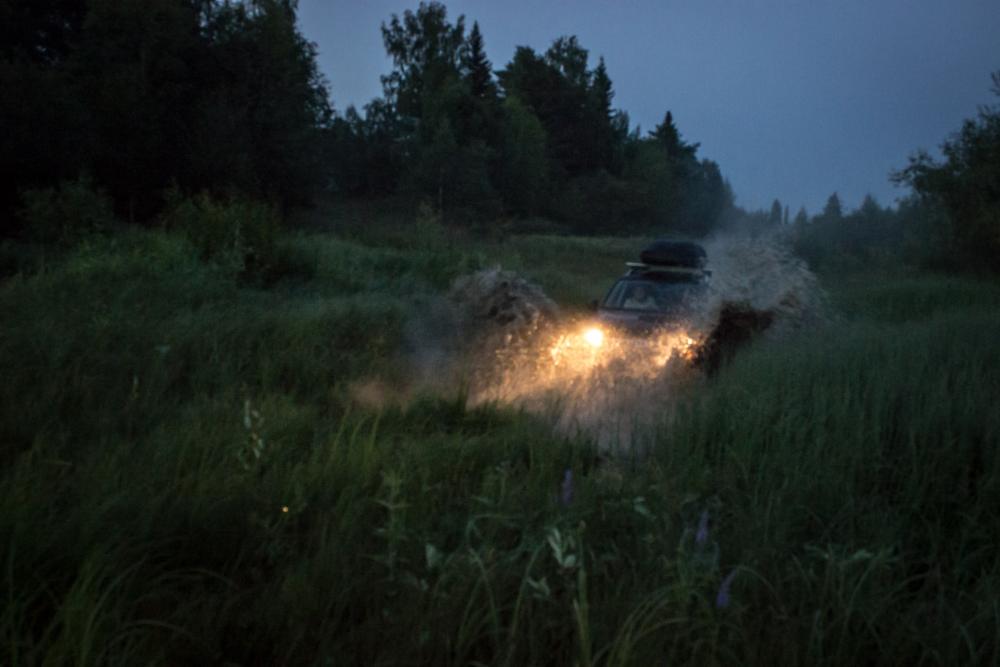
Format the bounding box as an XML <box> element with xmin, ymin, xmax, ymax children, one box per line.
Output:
<box><xmin>481</xmin><ymin>319</ymin><xmax>703</xmax><ymax>410</ymax></box>
<box><xmin>583</xmin><ymin>327</ymin><xmax>604</xmax><ymax>348</ymax></box>
<box><xmin>281</xmin><ymin>506</ymin><xmax>289</xmax><ymax>513</ymax></box>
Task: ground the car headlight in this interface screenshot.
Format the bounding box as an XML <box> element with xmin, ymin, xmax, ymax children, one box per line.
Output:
<box><xmin>583</xmin><ymin>327</ymin><xmax>604</xmax><ymax>348</ymax></box>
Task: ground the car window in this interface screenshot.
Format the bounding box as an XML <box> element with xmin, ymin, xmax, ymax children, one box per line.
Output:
<box><xmin>602</xmin><ymin>279</ymin><xmax>702</xmax><ymax>312</ymax></box>
<box><xmin>602</xmin><ymin>281</ymin><xmax>632</xmax><ymax>308</ymax></box>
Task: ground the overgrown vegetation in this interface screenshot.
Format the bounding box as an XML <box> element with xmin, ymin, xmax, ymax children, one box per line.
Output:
<box><xmin>3</xmin><ymin>1</ymin><xmax>998</xmax><ymax>269</ymax></box>
<box><xmin>2</xmin><ymin>216</ymin><xmax>999</xmax><ymax>664</ymax></box>
<box><xmin>1</xmin><ymin>0</ymin><xmax>331</xmax><ymax>229</ymax></box>
<box><xmin>329</xmin><ymin>4</ymin><xmax>733</xmax><ymax>233</ymax></box>
<box><xmin>3</xmin><ymin>1</ymin><xmax>1000</xmax><ymax>664</ymax></box>
<box><xmin>2</xmin><ymin>0</ymin><xmax>734</xmax><ymax>236</ymax></box>
<box><xmin>891</xmin><ymin>72</ymin><xmax>1000</xmax><ymax>272</ymax></box>
<box><xmin>790</xmin><ymin>71</ymin><xmax>1000</xmax><ymax>274</ymax></box>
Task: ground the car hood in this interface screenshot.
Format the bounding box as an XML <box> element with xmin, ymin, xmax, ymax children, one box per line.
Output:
<box><xmin>597</xmin><ymin>308</ymin><xmax>687</xmax><ymax>335</ymax></box>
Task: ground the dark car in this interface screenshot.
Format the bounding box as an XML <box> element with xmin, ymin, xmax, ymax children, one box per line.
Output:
<box><xmin>595</xmin><ymin>241</ymin><xmax>709</xmax><ymax>335</ymax></box>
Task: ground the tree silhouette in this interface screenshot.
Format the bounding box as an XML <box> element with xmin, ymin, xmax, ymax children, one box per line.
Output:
<box><xmin>822</xmin><ymin>192</ymin><xmax>843</xmax><ymax>220</ymax></box>
<box><xmin>894</xmin><ymin>71</ymin><xmax>1000</xmax><ymax>269</ymax></box>
<box><xmin>462</xmin><ymin>21</ymin><xmax>495</xmax><ymax>100</ymax></box>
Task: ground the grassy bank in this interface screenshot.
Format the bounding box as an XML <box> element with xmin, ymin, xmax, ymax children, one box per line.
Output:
<box><xmin>2</xmin><ymin>224</ymin><xmax>998</xmax><ymax>665</ymax></box>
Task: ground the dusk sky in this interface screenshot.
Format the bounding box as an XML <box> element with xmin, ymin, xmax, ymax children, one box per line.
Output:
<box><xmin>297</xmin><ymin>0</ymin><xmax>999</xmax><ymax>214</ymax></box>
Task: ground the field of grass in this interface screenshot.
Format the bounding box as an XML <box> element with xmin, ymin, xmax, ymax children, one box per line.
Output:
<box><xmin>2</xmin><ymin>215</ymin><xmax>998</xmax><ymax>665</ymax></box>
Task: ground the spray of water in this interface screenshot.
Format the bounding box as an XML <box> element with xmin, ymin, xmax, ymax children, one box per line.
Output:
<box><xmin>356</xmin><ymin>230</ymin><xmax>826</xmax><ymax>449</ymax></box>
<box><xmin>699</xmin><ymin>231</ymin><xmax>827</xmax><ymax>338</ymax></box>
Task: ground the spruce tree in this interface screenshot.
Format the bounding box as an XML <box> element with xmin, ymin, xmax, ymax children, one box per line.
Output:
<box><xmin>769</xmin><ymin>199</ymin><xmax>783</xmax><ymax>226</ymax></box>
<box><xmin>651</xmin><ymin>111</ymin><xmax>698</xmax><ymax>162</ymax></box>
<box><xmin>793</xmin><ymin>207</ymin><xmax>809</xmax><ymax>227</ymax></box>
<box><xmin>457</xmin><ymin>19</ymin><xmax>501</xmax><ymax>155</ymax></box>
<box><xmin>822</xmin><ymin>192</ymin><xmax>843</xmax><ymax>220</ymax></box>
<box><xmin>590</xmin><ymin>57</ymin><xmax>613</xmax><ymax>121</ymax></box>
<box><xmin>589</xmin><ymin>56</ymin><xmax>615</xmax><ymax>171</ymax></box>
<box><xmin>462</xmin><ymin>21</ymin><xmax>495</xmax><ymax>100</ymax></box>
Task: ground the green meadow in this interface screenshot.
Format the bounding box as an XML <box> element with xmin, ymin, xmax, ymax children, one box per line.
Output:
<box><xmin>2</xmin><ymin>214</ymin><xmax>999</xmax><ymax>665</ymax></box>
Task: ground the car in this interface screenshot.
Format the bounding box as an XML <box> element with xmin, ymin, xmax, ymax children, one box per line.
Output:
<box><xmin>593</xmin><ymin>240</ymin><xmax>710</xmax><ymax>335</ymax></box>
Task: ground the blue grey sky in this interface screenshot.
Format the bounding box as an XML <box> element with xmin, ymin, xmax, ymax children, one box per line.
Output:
<box><xmin>297</xmin><ymin>0</ymin><xmax>999</xmax><ymax>214</ymax></box>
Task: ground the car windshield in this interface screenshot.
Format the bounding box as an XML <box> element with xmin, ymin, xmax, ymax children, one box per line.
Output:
<box><xmin>602</xmin><ymin>278</ymin><xmax>702</xmax><ymax>312</ymax></box>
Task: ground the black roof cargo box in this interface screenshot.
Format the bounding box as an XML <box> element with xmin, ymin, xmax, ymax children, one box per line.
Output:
<box><xmin>639</xmin><ymin>240</ymin><xmax>707</xmax><ymax>268</ymax></box>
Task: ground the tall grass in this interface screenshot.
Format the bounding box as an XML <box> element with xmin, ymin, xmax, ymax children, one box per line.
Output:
<box><xmin>658</xmin><ymin>306</ymin><xmax>1000</xmax><ymax>664</ymax></box>
<box><xmin>1</xmin><ymin>225</ymin><xmax>998</xmax><ymax>664</ymax></box>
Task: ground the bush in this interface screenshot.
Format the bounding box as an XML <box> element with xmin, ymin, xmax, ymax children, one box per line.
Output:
<box><xmin>16</xmin><ymin>176</ymin><xmax>115</xmax><ymax>244</ymax></box>
<box><xmin>164</xmin><ymin>190</ymin><xmax>279</xmax><ymax>279</ymax></box>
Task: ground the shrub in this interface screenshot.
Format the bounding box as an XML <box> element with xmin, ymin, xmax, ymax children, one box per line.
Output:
<box><xmin>412</xmin><ymin>201</ymin><xmax>449</xmax><ymax>250</ymax></box>
<box><xmin>16</xmin><ymin>176</ymin><xmax>115</xmax><ymax>244</ymax></box>
<box><xmin>164</xmin><ymin>190</ymin><xmax>279</xmax><ymax>279</ymax></box>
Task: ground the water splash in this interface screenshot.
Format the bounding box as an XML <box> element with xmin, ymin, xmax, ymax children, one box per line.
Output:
<box><xmin>387</xmin><ymin>231</ymin><xmax>826</xmax><ymax>449</ymax></box>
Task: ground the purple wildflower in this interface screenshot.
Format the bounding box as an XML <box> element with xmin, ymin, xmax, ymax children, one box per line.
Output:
<box><xmin>715</xmin><ymin>569</ymin><xmax>738</xmax><ymax>609</ymax></box>
<box><xmin>695</xmin><ymin>509</ymin><xmax>710</xmax><ymax>546</ymax></box>
<box><xmin>560</xmin><ymin>468</ymin><xmax>574</xmax><ymax>507</ymax></box>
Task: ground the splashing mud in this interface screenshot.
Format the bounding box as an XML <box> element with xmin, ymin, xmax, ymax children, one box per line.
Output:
<box><xmin>699</xmin><ymin>233</ymin><xmax>826</xmax><ymax>337</ymax></box>
<box><xmin>381</xmin><ymin>231</ymin><xmax>825</xmax><ymax>449</ymax></box>
<box><xmin>473</xmin><ymin>321</ymin><xmax>703</xmax><ymax>449</ymax></box>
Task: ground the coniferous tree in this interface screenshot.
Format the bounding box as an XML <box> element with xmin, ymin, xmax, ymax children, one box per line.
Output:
<box><xmin>793</xmin><ymin>207</ymin><xmax>809</xmax><ymax>227</ymax></box>
<box><xmin>456</xmin><ymin>19</ymin><xmax>500</xmax><ymax>160</ymax></box>
<box><xmin>462</xmin><ymin>21</ymin><xmax>495</xmax><ymax>100</ymax></box>
<box><xmin>792</xmin><ymin>206</ymin><xmax>809</xmax><ymax>234</ymax></box>
<box><xmin>646</xmin><ymin>111</ymin><xmax>713</xmax><ymax>233</ymax></box>
<box><xmin>651</xmin><ymin>111</ymin><xmax>699</xmax><ymax>163</ymax></box>
<box><xmin>590</xmin><ymin>57</ymin><xmax>613</xmax><ymax>120</ymax></box>
<box><xmin>691</xmin><ymin>159</ymin><xmax>732</xmax><ymax>233</ymax></box>
<box><xmin>769</xmin><ymin>199</ymin><xmax>783</xmax><ymax>226</ymax></box>
<box><xmin>589</xmin><ymin>56</ymin><xmax>615</xmax><ymax>171</ymax></box>
<box><xmin>822</xmin><ymin>192</ymin><xmax>843</xmax><ymax>221</ymax></box>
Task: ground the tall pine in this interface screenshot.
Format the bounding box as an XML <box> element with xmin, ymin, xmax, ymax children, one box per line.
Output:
<box><xmin>462</xmin><ymin>21</ymin><xmax>495</xmax><ymax>100</ymax></box>
<box><xmin>589</xmin><ymin>56</ymin><xmax>615</xmax><ymax>171</ymax></box>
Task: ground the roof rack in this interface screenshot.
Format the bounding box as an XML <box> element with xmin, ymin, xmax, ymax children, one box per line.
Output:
<box><xmin>625</xmin><ymin>261</ymin><xmax>708</xmax><ymax>276</ymax></box>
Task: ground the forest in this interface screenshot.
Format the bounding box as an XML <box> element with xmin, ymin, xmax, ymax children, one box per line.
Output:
<box><xmin>3</xmin><ymin>0</ymin><xmax>998</xmax><ymax>271</ymax></box>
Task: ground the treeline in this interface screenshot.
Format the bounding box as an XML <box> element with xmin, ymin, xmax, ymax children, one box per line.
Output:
<box><xmin>327</xmin><ymin>3</ymin><xmax>732</xmax><ymax>235</ymax></box>
<box><xmin>892</xmin><ymin>74</ymin><xmax>1000</xmax><ymax>273</ymax></box>
<box><xmin>782</xmin><ymin>193</ymin><xmax>912</xmax><ymax>271</ymax></box>
<box><xmin>1</xmin><ymin>0</ymin><xmax>331</xmax><ymax>234</ymax></box>
<box><xmin>786</xmin><ymin>73</ymin><xmax>1000</xmax><ymax>273</ymax></box>
<box><xmin>2</xmin><ymin>0</ymin><xmax>998</xmax><ymax>272</ymax></box>
<box><xmin>1</xmin><ymin>0</ymin><xmax>731</xmax><ymax>239</ymax></box>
